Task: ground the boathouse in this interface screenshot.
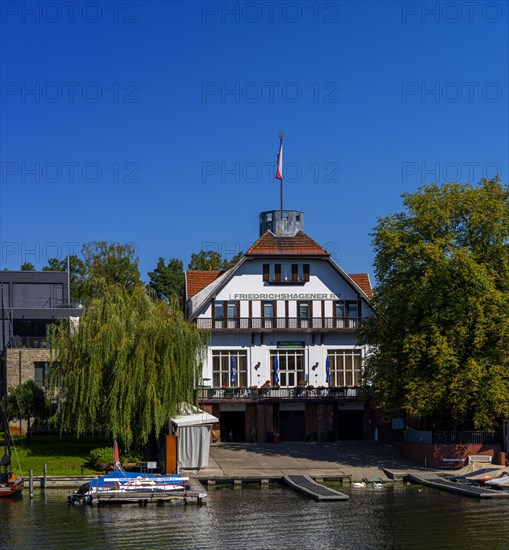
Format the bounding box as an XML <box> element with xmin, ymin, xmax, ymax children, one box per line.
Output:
<box><xmin>185</xmin><ymin>210</ymin><xmax>376</xmax><ymax>443</ymax></box>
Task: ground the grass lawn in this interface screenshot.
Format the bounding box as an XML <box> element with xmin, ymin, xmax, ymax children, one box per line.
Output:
<box><xmin>1</xmin><ymin>434</ymin><xmax>109</xmax><ymax>476</ymax></box>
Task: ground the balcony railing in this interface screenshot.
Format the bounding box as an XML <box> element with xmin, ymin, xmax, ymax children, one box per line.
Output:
<box><xmin>7</xmin><ymin>336</ymin><xmax>50</xmax><ymax>349</ymax></box>
<box><xmin>196</xmin><ymin>317</ymin><xmax>364</xmax><ymax>331</ymax></box>
<box><xmin>197</xmin><ymin>386</ymin><xmax>361</xmax><ymax>400</ymax></box>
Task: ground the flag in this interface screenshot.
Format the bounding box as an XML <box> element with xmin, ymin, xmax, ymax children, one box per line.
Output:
<box><xmin>230</xmin><ymin>355</ymin><xmax>237</xmax><ymax>385</ymax></box>
<box><xmin>276</xmin><ymin>141</ymin><xmax>283</xmax><ymax>180</ymax></box>
<box><xmin>273</xmin><ymin>355</ymin><xmax>280</xmax><ymax>386</ymax></box>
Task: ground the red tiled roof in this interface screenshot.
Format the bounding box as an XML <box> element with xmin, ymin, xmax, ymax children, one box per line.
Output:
<box><xmin>349</xmin><ymin>273</ymin><xmax>373</xmax><ymax>300</ymax></box>
<box><xmin>246</xmin><ymin>231</ymin><xmax>330</xmax><ymax>256</ymax></box>
<box><xmin>186</xmin><ymin>270</ymin><xmax>222</xmax><ymax>299</ymax></box>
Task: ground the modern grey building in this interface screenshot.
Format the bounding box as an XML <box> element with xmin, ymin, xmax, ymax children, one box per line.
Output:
<box><xmin>0</xmin><ymin>271</ymin><xmax>82</xmax><ymax>392</ymax></box>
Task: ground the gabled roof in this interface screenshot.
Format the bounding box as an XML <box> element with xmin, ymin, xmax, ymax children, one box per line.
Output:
<box><xmin>349</xmin><ymin>274</ymin><xmax>373</xmax><ymax>300</ymax></box>
<box><xmin>246</xmin><ymin>230</ymin><xmax>330</xmax><ymax>257</ymax></box>
<box><xmin>185</xmin><ymin>270</ymin><xmax>223</xmax><ymax>299</ymax></box>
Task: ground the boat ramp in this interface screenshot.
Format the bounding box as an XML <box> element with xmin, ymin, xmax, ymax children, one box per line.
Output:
<box><xmin>283</xmin><ymin>475</ymin><xmax>349</xmax><ymax>501</ymax></box>
<box><xmin>406</xmin><ymin>473</ymin><xmax>509</xmax><ymax>499</ymax></box>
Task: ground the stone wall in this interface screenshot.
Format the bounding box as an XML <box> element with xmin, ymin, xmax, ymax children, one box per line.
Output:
<box><xmin>5</xmin><ymin>348</ymin><xmax>51</xmax><ymax>389</ymax></box>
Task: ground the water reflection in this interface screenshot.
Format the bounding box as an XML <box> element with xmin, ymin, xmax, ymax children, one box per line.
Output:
<box><xmin>1</xmin><ymin>484</ymin><xmax>509</xmax><ymax>549</ymax></box>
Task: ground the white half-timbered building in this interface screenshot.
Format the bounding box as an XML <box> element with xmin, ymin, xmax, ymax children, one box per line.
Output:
<box><xmin>186</xmin><ymin>210</ymin><xmax>375</xmax><ymax>443</ymax></box>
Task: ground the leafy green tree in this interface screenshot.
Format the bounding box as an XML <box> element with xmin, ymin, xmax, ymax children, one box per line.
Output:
<box><xmin>8</xmin><ymin>380</ymin><xmax>47</xmax><ymax>443</ymax></box>
<box><xmin>81</xmin><ymin>242</ymin><xmax>140</xmax><ymax>298</ymax></box>
<box><xmin>20</xmin><ymin>262</ymin><xmax>35</xmax><ymax>271</ymax></box>
<box><xmin>363</xmin><ymin>178</ymin><xmax>509</xmax><ymax>430</ymax></box>
<box><xmin>49</xmin><ymin>283</ymin><xmax>207</xmax><ymax>448</ymax></box>
<box><xmin>147</xmin><ymin>258</ymin><xmax>185</xmax><ymax>307</ymax></box>
<box><xmin>188</xmin><ymin>250</ymin><xmax>243</xmax><ymax>271</ymax></box>
<box><xmin>43</xmin><ymin>255</ymin><xmax>87</xmax><ymax>303</ymax></box>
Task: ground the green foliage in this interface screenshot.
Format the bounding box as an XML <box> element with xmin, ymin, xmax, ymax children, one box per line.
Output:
<box><xmin>49</xmin><ymin>283</ymin><xmax>207</xmax><ymax>448</ymax></box>
<box><xmin>43</xmin><ymin>255</ymin><xmax>87</xmax><ymax>303</ymax></box>
<box><xmin>188</xmin><ymin>250</ymin><xmax>243</xmax><ymax>271</ymax></box>
<box><xmin>81</xmin><ymin>241</ymin><xmax>140</xmax><ymax>297</ymax></box>
<box><xmin>88</xmin><ymin>447</ymin><xmax>114</xmax><ymax>469</ymax></box>
<box><xmin>8</xmin><ymin>381</ymin><xmax>47</xmax><ymax>441</ymax></box>
<box><xmin>363</xmin><ymin>178</ymin><xmax>509</xmax><ymax>430</ymax></box>
<box><xmin>20</xmin><ymin>262</ymin><xmax>35</xmax><ymax>271</ymax></box>
<box><xmin>147</xmin><ymin>258</ymin><xmax>185</xmax><ymax>307</ymax></box>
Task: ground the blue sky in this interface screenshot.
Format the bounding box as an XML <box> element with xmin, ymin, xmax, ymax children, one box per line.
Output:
<box><xmin>1</xmin><ymin>1</ymin><xmax>508</xmax><ymax>283</ymax></box>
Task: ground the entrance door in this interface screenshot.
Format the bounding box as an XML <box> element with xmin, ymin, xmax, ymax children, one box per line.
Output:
<box><xmin>337</xmin><ymin>410</ymin><xmax>364</xmax><ymax>440</ymax></box>
<box><xmin>279</xmin><ymin>410</ymin><xmax>305</xmax><ymax>441</ymax></box>
<box><xmin>219</xmin><ymin>411</ymin><xmax>245</xmax><ymax>442</ymax></box>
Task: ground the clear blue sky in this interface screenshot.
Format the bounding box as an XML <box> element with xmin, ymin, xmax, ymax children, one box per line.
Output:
<box><xmin>1</xmin><ymin>1</ymin><xmax>508</xmax><ymax>283</ymax></box>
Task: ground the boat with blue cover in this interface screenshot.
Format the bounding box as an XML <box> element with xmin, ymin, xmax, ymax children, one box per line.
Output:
<box><xmin>68</xmin><ymin>468</ymin><xmax>189</xmax><ymax>505</ymax></box>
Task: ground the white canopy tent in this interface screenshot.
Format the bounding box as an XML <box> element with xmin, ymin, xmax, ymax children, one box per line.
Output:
<box><xmin>171</xmin><ymin>405</ymin><xmax>218</xmax><ymax>470</ymax></box>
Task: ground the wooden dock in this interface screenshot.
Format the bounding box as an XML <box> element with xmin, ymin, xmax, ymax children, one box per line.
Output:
<box><xmin>407</xmin><ymin>473</ymin><xmax>509</xmax><ymax>499</ymax></box>
<box><xmin>283</xmin><ymin>475</ymin><xmax>349</xmax><ymax>501</ymax></box>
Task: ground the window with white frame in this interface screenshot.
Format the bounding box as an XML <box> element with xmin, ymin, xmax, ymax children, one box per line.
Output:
<box><xmin>327</xmin><ymin>349</ymin><xmax>362</xmax><ymax>387</ymax></box>
<box><xmin>270</xmin><ymin>350</ymin><xmax>305</xmax><ymax>387</ymax></box>
<box><xmin>212</xmin><ymin>350</ymin><xmax>247</xmax><ymax>387</ymax></box>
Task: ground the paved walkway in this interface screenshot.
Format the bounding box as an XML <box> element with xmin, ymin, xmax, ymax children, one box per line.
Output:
<box><xmin>190</xmin><ymin>441</ymin><xmax>435</xmax><ymax>482</ymax></box>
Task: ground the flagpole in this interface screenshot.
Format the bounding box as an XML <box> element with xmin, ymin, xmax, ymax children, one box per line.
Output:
<box><xmin>278</xmin><ymin>131</ymin><xmax>284</xmax><ymax>210</ymax></box>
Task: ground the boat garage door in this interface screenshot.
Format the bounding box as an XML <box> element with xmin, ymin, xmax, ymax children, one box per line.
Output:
<box><xmin>337</xmin><ymin>410</ymin><xmax>364</xmax><ymax>440</ymax></box>
<box><xmin>279</xmin><ymin>410</ymin><xmax>305</xmax><ymax>441</ymax></box>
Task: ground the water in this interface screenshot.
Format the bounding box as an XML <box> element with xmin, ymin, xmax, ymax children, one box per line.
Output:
<box><xmin>2</xmin><ymin>484</ymin><xmax>509</xmax><ymax>549</ymax></box>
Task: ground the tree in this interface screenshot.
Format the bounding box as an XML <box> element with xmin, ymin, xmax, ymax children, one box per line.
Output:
<box><xmin>43</xmin><ymin>255</ymin><xmax>87</xmax><ymax>303</ymax></box>
<box><xmin>147</xmin><ymin>258</ymin><xmax>185</xmax><ymax>307</ymax></box>
<box><xmin>49</xmin><ymin>283</ymin><xmax>207</xmax><ymax>448</ymax></box>
<box><xmin>20</xmin><ymin>262</ymin><xmax>35</xmax><ymax>271</ymax></box>
<box><xmin>81</xmin><ymin>242</ymin><xmax>140</xmax><ymax>298</ymax></box>
<box><xmin>188</xmin><ymin>250</ymin><xmax>243</xmax><ymax>271</ymax></box>
<box><xmin>363</xmin><ymin>178</ymin><xmax>509</xmax><ymax>430</ymax></box>
<box><xmin>8</xmin><ymin>381</ymin><xmax>47</xmax><ymax>443</ymax></box>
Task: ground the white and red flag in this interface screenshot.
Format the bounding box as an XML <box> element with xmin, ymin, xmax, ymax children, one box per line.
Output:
<box><xmin>276</xmin><ymin>141</ymin><xmax>283</xmax><ymax>180</ymax></box>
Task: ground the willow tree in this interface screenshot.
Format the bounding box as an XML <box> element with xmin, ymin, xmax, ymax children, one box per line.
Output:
<box><xmin>49</xmin><ymin>283</ymin><xmax>207</xmax><ymax>448</ymax></box>
<box><xmin>362</xmin><ymin>178</ymin><xmax>509</xmax><ymax>430</ymax></box>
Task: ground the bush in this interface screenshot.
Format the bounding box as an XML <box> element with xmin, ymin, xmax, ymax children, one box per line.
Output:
<box><xmin>88</xmin><ymin>447</ymin><xmax>113</xmax><ymax>470</ymax></box>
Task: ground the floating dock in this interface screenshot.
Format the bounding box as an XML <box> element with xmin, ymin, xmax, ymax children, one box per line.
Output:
<box><xmin>283</xmin><ymin>475</ymin><xmax>349</xmax><ymax>501</ymax></box>
<box><xmin>407</xmin><ymin>473</ymin><xmax>509</xmax><ymax>499</ymax></box>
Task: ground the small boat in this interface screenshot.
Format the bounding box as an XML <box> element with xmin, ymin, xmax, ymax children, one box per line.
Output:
<box><xmin>485</xmin><ymin>474</ymin><xmax>509</xmax><ymax>489</ymax></box>
<box><xmin>68</xmin><ymin>443</ymin><xmax>189</xmax><ymax>505</ymax></box>
<box><xmin>352</xmin><ymin>482</ymin><xmax>366</xmax><ymax>488</ymax></box>
<box><xmin>68</xmin><ymin>470</ymin><xmax>190</xmax><ymax>505</ymax></box>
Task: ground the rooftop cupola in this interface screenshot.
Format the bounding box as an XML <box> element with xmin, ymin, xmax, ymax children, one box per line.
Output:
<box><xmin>259</xmin><ymin>210</ymin><xmax>304</xmax><ymax>237</ymax></box>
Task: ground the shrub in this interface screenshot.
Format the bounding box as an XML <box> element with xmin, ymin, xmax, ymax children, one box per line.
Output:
<box><xmin>88</xmin><ymin>447</ymin><xmax>113</xmax><ymax>470</ymax></box>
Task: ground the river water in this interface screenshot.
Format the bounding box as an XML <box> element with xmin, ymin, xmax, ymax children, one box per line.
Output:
<box><xmin>2</xmin><ymin>484</ymin><xmax>509</xmax><ymax>549</ymax></box>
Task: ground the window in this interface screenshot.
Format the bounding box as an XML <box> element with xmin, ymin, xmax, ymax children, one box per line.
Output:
<box><xmin>263</xmin><ymin>263</ymin><xmax>310</xmax><ymax>284</ymax></box>
<box><xmin>262</xmin><ymin>301</ymin><xmax>274</xmax><ymax>318</ymax></box>
<box><xmin>227</xmin><ymin>301</ymin><xmax>237</xmax><ymax>318</ymax></box>
<box><xmin>214</xmin><ymin>302</ymin><xmax>225</xmax><ymax>319</ymax></box>
<box><xmin>34</xmin><ymin>362</ymin><xmax>48</xmax><ymax>387</ymax></box>
<box><xmin>212</xmin><ymin>350</ymin><xmax>247</xmax><ymax>387</ymax></box>
<box><xmin>271</xmin><ymin>350</ymin><xmax>304</xmax><ymax>387</ymax></box>
<box><xmin>334</xmin><ymin>300</ymin><xmax>360</xmax><ymax>328</ymax></box>
<box><xmin>327</xmin><ymin>349</ymin><xmax>362</xmax><ymax>387</ymax></box>
<box><xmin>298</xmin><ymin>302</ymin><xmax>310</xmax><ymax>318</ymax></box>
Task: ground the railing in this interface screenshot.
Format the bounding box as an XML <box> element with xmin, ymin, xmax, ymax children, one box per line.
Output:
<box><xmin>196</xmin><ymin>317</ymin><xmax>364</xmax><ymax>331</ymax></box>
<box><xmin>432</xmin><ymin>430</ymin><xmax>503</xmax><ymax>445</ymax></box>
<box><xmin>7</xmin><ymin>336</ymin><xmax>50</xmax><ymax>349</ymax></box>
<box><xmin>197</xmin><ymin>386</ymin><xmax>361</xmax><ymax>400</ymax></box>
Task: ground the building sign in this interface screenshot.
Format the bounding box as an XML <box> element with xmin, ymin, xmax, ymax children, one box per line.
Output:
<box><xmin>277</xmin><ymin>341</ymin><xmax>305</xmax><ymax>348</ymax></box>
<box><xmin>229</xmin><ymin>292</ymin><xmax>340</xmax><ymax>301</ymax></box>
